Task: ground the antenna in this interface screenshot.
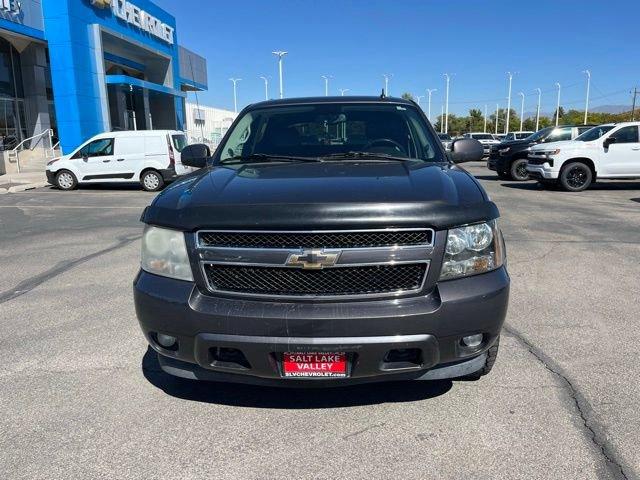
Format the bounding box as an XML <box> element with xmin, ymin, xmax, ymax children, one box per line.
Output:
<box><xmin>380</xmin><ymin>88</ymin><xmax>386</xmax><ymax>99</ymax></box>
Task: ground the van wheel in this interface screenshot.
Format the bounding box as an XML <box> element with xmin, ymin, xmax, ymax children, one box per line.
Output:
<box><xmin>560</xmin><ymin>162</ymin><xmax>592</xmax><ymax>192</ymax></box>
<box><xmin>140</xmin><ymin>170</ymin><xmax>164</xmax><ymax>192</ymax></box>
<box><xmin>459</xmin><ymin>336</ymin><xmax>500</xmax><ymax>380</ymax></box>
<box><xmin>55</xmin><ymin>170</ymin><xmax>77</xmax><ymax>190</ymax></box>
<box><xmin>510</xmin><ymin>158</ymin><xmax>530</xmax><ymax>181</ymax></box>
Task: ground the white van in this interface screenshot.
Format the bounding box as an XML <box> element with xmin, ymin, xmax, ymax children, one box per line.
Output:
<box><xmin>46</xmin><ymin>130</ymin><xmax>194</xmax><ymax>191</ymax></box>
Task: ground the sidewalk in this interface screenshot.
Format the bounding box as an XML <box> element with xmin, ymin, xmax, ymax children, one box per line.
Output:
<box><xmin>0</xmin><ymin>171</ymin><xmax>49</xmax><ymax>193</ymax></box>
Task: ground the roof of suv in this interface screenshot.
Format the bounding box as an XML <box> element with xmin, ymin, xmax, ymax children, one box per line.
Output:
<box><xmin>248</xmin><ymin>96</ymin><xmax>414</xmax><ymax>108</ymax></box>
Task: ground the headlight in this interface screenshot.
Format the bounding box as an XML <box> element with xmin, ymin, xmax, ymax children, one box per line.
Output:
<box><xmin>498</xmin><ymin>147</ymin><xmax>510</xmax><ymax>154</ymax></box>
<box><xmin>141</xmin><ymin>226</ymin><xmax>193</xmax><ymax>281</ymax></box>
<box><xmin>46</xmin><ymin>158</ymin><xmax>60</xmax><ymax>166</ymax></box>
<box><xmin>546</xmin><ymin>149</ymin><xmax>560</xmax><ymax>155</ymax></box>
<box><xmin>439</xmin><ymin>220</ymin><xmax>505</xmax><ymax>280</ymax></box>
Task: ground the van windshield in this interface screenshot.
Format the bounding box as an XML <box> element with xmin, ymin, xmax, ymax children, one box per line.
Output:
<box><xmin>172</xmin><ymin>134</ymin><xmax>187</xmax><ymax>152</ymax></box>
<box><xmin>219</xmin><ymin>103</ymin><xmax>444</xmax><ymax>162</ymax></box>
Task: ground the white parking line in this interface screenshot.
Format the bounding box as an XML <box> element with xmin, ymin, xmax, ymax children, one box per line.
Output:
<box><xmin>0</xmin><ymin>205</ymin><xmax>146</xmax><ymax>209</ymax></box>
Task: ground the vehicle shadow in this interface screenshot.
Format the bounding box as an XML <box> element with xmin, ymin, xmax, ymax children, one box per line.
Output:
<box><xmin>141</xmin><ymin>347</ymin><xmax>453</xmax><ymax>409</ymax></box>
<box><xmin>473</xmin><ymin>175</ymin><xmax>508</xmax><ymax>181</ymax></box>
<box><xmin>500</xmin><ymin>181</ymin><xmax>640</xmax><ymax>192</ymax></box>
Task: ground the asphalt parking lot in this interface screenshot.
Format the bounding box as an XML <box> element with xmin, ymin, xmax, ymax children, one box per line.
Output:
<box><xmin>1</xmin><ymin>165</ymin><xmax>639</xmax><ymax>480</ymax></box>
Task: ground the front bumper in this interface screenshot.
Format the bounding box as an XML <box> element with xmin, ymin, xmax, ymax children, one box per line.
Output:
<box><xmin>134</xmin><ymin>267</ymin><xmax>509</xmax><ymax>385</ymax></box>
<box><xmin>46</xmin><ymin>170</ymin><xmax>55</xmax><ymax>184</ymax></box>
<box><xmin>526</xmin><ymin>164</ymin><xmax>558</xmax><ymax>179</ymax></box>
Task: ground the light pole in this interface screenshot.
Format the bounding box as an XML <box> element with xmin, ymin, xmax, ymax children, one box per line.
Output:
<box><xmin>495</xmin><ymin>103</ymin><xmax>499</xmax><ymax>135</ymax></box>
<box><xmin>229</xmin><ymin>78</ymin><xmax>241</xmax><ymax>113</ymax></box>
<box><xmin>321</xmin><ymin>75</ymin><xmax>332</xmax><ymax>96</ymax></box>
<box><xmin>426</xmin><ymin>88</ymin><xmax>437</xmax><ymax>121</ymax></box>
<box><xmin>534</xmin><ymin>88</ymin><xmax>541</xmax><ymax>131</ymax></box>
<box><xmin>415</xmin><ymin>95</ymin><xmax>424</xmax><ymax>108</ymax></box>
<box><xmin>484</xmin><ymin>104</ymin><xmax>488</xmax><ymax>133</ymax></box>
<box><xmin>382</xmin><ymin>74</ymin><xmax>393</xmax><ymax>96</ymax></box>
<box><xmin>555</xmin><ymin>82</ymin><xmax>561</xmax><ymax>126</ymax></box>
<box><xmin>518</xmin><ymin>92</ymin><xmax>525</xmax><ymax>131</ymax></box>
<box><xmin>443</xmin><ymin>73</ymin><xmax>451</xmax><ymax>134</ymax></box>
<box><xmin>271</xmin><ymin>51</ymin><xmax>287</xmax><ymax>99</ymax></box>
<box><xmin>259</xmin><ymin>76</ymin><xmax>269</xmax><ymax>101</ymax></box>
<box><xmin>583</xmin><ymin>70</ymin><xmax>591</xmax><ymax>125</ymax></box>
<box><xmin>440</xmin><ymin>105</ymin><xmax>444</xmax><ymax>133</ymax></box>
<box><xmin>338</xmin><ymin>88</ymin><xmax>350</xmax><ymax>96</ymax></box>
<box><xmin>505</xmin><ymin>71</ymin><xmax>514</xmax><ymax>134</ymax></box>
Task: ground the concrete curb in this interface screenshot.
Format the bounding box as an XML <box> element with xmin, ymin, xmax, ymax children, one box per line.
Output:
<box><xmin>8</xmin><ymin>181</ymin><xmax>49</xmax><ymax>193</ymax></box>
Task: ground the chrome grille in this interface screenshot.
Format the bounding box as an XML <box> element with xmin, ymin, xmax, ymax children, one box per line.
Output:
<box><xmin>203</xmin><ymin>264</ymin><xmax>427</xmax><ymax>297</ymax></box>
<box><xmin>198</xmin><ymin>229</ymin><xmax>432</xmax><ymax>249</ymax></box>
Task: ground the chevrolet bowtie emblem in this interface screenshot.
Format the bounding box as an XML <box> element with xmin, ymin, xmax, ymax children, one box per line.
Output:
<box><xmin>285</xmin><ymin>249</ymin><xmax>340</xmax><ymax>269</ymax></box>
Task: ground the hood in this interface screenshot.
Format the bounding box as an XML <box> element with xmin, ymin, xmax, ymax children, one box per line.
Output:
<box><xmin>530</xmin><ymin>140</ymin><xmax>580</xmax><ymax>151</ymax></box>
<box><xmin>143</xmin><ymin>161</ymin><xmax>499</xmax><ymax>231</ymax></box>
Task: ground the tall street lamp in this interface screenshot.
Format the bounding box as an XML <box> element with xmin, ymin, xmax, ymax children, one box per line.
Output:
<box><xmin>426</xmin><ymin>88</ymin><xmax>437</xmax><ymax>121</ymax></box>
<box><xmin>271</xmin><ymin>51</ymin><xmax>287</xmax><ymax>99</ymax></box>
<box><xmin>443</xmin><ymin>74</ymin><xmax>451</xmax><ymax>134</ymax></box>
<box><xmin>321</xmin><ymin>75</ymin><xmax>332</xmax><ymax>96</ymax></box>
<box><xmin>505</xmin><ymin>71</ymin><xmax>515</xmax><ymax>134</ymax></box>
<box><xmin>495</xmin><ymin>103</ymin><xmax>499</xmax><ymax>134</ymax></box>
<box><xmin>229</xmin><ymin>78</ymin><xmax>241</xmax><ymax>113</ymax></box>
<box><xmin>338</xmin><ymin>88</ymin><xmax>350</xmax><ymax>96</ymax></box>
<box><xmin>534</xmin><ymin>88</ymin><xmax>541</xmax><ymax>131</ymax></box>
<box><xmin>382</xmin><ymin>73</ymin><xmax>393</xmax><ymax>96</ymax></box>
<box><xmin>555</xmin><ymin>82</ymin><xmax>561</xmax><ymax>126</ymax></box>
<box><xmin>518</xmin><ymin>92</ymin><xmax>525</xmax><ymax>131</ymax></box>
<box><xmin>583</xmin><ymin>70</ymin><xmax>591</xmax><ymax>125</ymax></box>
<box><xmin>415</xmin><ymin>95</ymin><xmax>424</xmax><ymax>108</ymax></box>
<box><xmin>259</xmin><ymin>76</ymin><xmax>269</xmax><ymax>101</ymax></box>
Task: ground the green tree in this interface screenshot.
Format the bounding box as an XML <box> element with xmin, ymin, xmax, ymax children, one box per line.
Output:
<box><xmin>401</xmin><ymin>92</ymin><xmax>414</xmax><ymax>101</ymax></box>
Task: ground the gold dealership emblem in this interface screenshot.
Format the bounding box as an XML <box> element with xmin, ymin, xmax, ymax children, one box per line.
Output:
<box><xmin>285</xmin><ymin>250</ymin><xmax>340</xmax><ymax>269</ymax></box>
<box><xmin>91</xmin><ymin>0</ymin><xmax>112</xmax><ymax>8</ymax></box>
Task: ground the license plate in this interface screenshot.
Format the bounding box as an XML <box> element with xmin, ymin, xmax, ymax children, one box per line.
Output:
<box><xmin>282</xmin><ymin>352</ymin><xmax>348</xmax><ymax>378</ymax></box>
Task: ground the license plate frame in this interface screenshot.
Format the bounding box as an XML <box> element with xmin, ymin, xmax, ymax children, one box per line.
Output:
<box><xmin>281</xmin><ymin>352</ymin><xmax>349</xmax><ymax>378</ymax></box>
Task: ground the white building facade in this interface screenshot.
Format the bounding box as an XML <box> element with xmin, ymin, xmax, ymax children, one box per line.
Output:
<box><xmin>184</xmin><ymin>102</ymin><xmax>237</xmax><ymax>149</ymax></box>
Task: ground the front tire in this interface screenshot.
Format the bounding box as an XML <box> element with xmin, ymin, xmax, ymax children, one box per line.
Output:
<box><xmin>459</xmin><ymin>336</ymin><xmax>500</xmax><ymax>380</ymax></box>
<box><xmin>510</xmin><ymin>158</ymin><xmax>530</xmax><ymax>181</ymax></box>
<box><xmin>55</xmin><ymin>170</ymin><xmax>77</xmax><ymax>190</ymax></box>
<box><xmin>140</xmin><ymin>170</ymin><xmax>165</xmax><ymax>192</ymax></box>
<box><xmin>559</xmin><ymin>162</ymin><xmax>592</xmax><ymax>192</ymax></box>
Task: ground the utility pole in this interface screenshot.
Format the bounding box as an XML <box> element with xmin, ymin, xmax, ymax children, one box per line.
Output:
<box><xmin>259</xmin><ymin>76</ymin><xmax>269</xmax><ymax>101</ymax></box>
<box><xmin>382</xmin><ymin>73</ymin><xmax>393</xmax><ymax>96</ymax></box>
<box><xmin>555</xmin><ymin>82</ymin><xmax>561</xmax><ymax>126</ymax></box>
<box><xmin>338</xmin><ymin>88</ymin><xmax>350</xmax><ymax>96</ymax></box>
<box><xmin>518</xmin><ymin>92</ymin><xmax>525</xmax><ymax>131</ymax></box>
<box><xmin>443</xmin><ymin>73</ymin><xmax>451</xmax><ymax>134</ymax></box>
<box><xmin>321</xmin><ymin>75</ymin><xmax>332</xmax><ymax>96</ymax></box>
<box><xmin>534</xmin><ymin>88</ymin><xmax>541</xmax><ymax>131</ymax></box>
<box><xmin>271</xmin><ymin>51</ymin><xmax>287</xmax><ymax>99</ymax></box>
<box><xmin>505</xmin><ymin>72</ymin><xmax>514</xmax><ymax>134</ymax></box>
<box><xmin>495</xmin><ymin>104</ymin><xmax>499</xmax><ymax>135</ymax></box>
<box><xmin>631</xmin><ymin>87</ymin><xmax>637</xmax><ymax>121</ymax></box>
<box><xmin>484</xmin><ymin>104</ymin><xmax>488</xmax><ymax>133</ymax></box>
<box><xmin>583</xmin><ymin>70</ymin><xmax>591</xmax><ymax>125</ymax></box>
<box><xmin>426</xmin><ymin>88</ymin><xmax>437</xmax><ymax>121</ymax></box>
<box><xmin>229</xmin><ymin>78</ymin><xmax>241</xmax><ymax>113</ymax></box>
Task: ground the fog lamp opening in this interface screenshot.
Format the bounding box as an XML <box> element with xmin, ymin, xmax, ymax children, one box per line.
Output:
<box><xmin>461</xmin><ymin>334</ymin><xmax>483</xmax><ymax>348</ymax></box>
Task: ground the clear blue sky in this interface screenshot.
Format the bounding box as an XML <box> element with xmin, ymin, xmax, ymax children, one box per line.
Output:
<box><xmin>154</xmin><ymin>0</ymin><xmax>639</xmax><ymax>116</ymax></box>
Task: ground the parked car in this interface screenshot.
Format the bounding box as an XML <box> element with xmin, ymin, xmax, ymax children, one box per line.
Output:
<box><xmin>46</xmin><ymin>130</ymin><xmax>193</xmax><ymax>191</ymax></box>
<box><xmin>526</xmin><ymin>122</ymin><xmax>640</xmax><ymax>191</ymax></box>
<box><xmin>134</xmin><ymin>96</ymin><xmax>509</xmax><ymax>386</ymax></box>
<box><xmin>503</xmin><ymin>131</ymin><xmax>534</xmax><ymax>141</ymax></box>
<box><xmin>488</xmin><ymin>124</ymin><xmax>594</xmax><ymax>180</ymax></box>
<box><xmin>438</xmin><ymin>132</ymin><xmax>453</xmax><ymax>151</ymax></box>
<box><xmin>463</xmin><ymin>132</ymin><xmax>500</xmax><ymax>157</ymax></box>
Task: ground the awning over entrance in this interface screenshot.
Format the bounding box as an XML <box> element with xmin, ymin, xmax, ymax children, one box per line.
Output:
<box><xmin>104</xmin><ymin>75</ymin><xmax>186</xmax><ymax>98</ymax></box>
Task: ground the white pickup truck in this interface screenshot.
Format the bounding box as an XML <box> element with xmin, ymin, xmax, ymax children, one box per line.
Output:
<box><xmin>526</xmin><ymin>122</ymin><xmax>640</xmax><ymax>191</ymax></box>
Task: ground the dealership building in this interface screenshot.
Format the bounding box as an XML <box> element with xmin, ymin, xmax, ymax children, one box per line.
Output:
<box><xmin>0</xmin><ymin>0</ymin><xmax>207</xmax><ymax>171</ymax></box>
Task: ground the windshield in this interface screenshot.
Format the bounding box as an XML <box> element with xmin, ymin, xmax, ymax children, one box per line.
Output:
<box><xmin>218</xmin><ymin>103</ymin><xmax>443</xmax><ymax>162</ymax></box>
<box><xmin>471</xmin><ymin>134</ymin><xmax>494</xmax><ymax>140</ymax></box>
<box><xmin>516</xmin><ymin>132</ymin><xmax>533</xmax><ymax>139</ymax></box>
<box><xmin>526</xmin><ymin>127</ymin><xmax>554</xmax><ymax>142</ymax></box>
<box><xmin>575</xmin><ymin>125</ymin><xmax>615</xmax><ymax>142</ymax></box>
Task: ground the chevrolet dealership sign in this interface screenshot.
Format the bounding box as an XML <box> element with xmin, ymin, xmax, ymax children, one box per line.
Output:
<box><xmin>92</xmin><ymin>0</ymin><xmax>175</xmax><ymax>44</ymax></box>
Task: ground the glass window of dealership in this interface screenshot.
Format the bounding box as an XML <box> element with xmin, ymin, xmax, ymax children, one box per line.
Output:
<box><xmin>0</xmin><ymin>0</ymin><xmax>207</xmax><ymax>159</ymax></box>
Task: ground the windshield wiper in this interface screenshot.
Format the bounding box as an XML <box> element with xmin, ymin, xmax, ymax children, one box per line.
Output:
<box><xmin>321</xmin><ymin>151</ymin><xmax>416</xmax><ymax>162</ymax></box>
<box><xmin>221</xmin><ymin>153</ymin><xmax>322</xmax><ymax>164</ymax></box>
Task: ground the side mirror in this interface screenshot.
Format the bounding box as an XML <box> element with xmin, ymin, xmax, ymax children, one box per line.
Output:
<box><xmin>450</xmin><ymin>138</ymin><xmax>484</xmax><ymax>163</ymax></box>
<box><xmin>181</xmin><ymin>143</ymin><xmax>211</xmax><ymax>168</ymax></box>
<box><xmin>603</xmin><ymin>136</ymin><xmax>616</xmax><ymax>149</ymax></box>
